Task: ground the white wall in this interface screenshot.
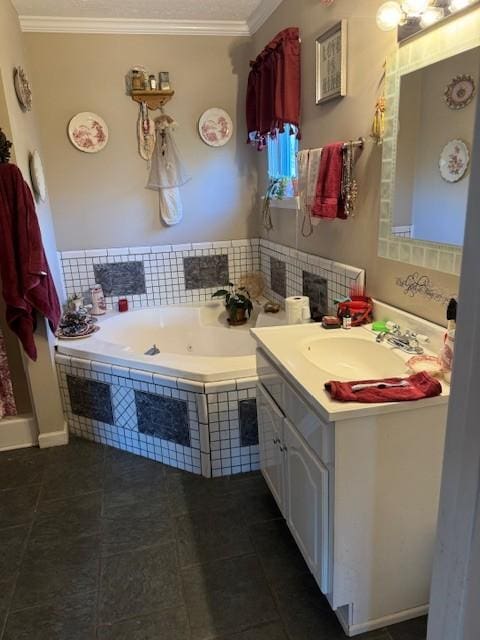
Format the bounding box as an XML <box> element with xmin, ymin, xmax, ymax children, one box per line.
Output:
<box><xmin>0</xmin><ymin>0</ymin><xmax>65</xmax><ymax>445</ymax></box>
<box><xmin>25</xmin><ymin>33</ymin><xmax>258</xmax><ymax>250</ymax></box>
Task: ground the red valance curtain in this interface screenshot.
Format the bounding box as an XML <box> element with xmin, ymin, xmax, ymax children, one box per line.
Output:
<box><xmin>246</xmin><ymin>27</ymin><xmax>301</xmax><ymax>149</ymax></box>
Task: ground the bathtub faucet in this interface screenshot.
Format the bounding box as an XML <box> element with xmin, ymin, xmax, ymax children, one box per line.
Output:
<box><xmin>145</xmin><ymin>344</ymin><xmax>160</xmax><ymax>356</ymax></box>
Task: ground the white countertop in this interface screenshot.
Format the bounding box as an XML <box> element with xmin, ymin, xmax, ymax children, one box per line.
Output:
<box><xmin>251</xmin><ymin>322</ymin><xmax>450</xmax><ymax>423</ymax></box>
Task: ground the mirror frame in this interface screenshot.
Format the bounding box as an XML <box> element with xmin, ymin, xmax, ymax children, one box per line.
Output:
<box><xmin>378</xmin><ymin>6</ymin><xmax>480</xmax><ymax>276</ymax></box>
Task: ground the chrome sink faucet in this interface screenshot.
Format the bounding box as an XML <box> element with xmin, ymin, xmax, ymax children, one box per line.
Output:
<box><xmin>376</xmin><ymin>323</ymin><xmax>424</xmax><ymax>355</ymax></box>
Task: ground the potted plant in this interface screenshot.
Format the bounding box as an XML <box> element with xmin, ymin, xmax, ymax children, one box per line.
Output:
<box><xmin>212</xmin><ymin>283</ymin><xmax>254</xmax><ymax>326</ymax></box>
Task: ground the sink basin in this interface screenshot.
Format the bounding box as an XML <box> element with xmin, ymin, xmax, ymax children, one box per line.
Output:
<box><xmin>301</xmin><ymin>337</ymin><xmax>408</xmax><ymax>380</ymax></box>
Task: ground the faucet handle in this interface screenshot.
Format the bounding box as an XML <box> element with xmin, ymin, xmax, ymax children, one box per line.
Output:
<box><xmin>390</xmin><ymin>323</ymin><xmax>401</xmax><ymax>335</ymax></box>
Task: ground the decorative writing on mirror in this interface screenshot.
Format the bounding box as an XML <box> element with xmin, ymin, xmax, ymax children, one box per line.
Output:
<box><xmin>378</xmin><ymin>7</ymin><xmax>480</xmax><ymax>276</ymax></box>
<box><xmin>396</xmin><ymin>273</ymin><xmax>455</xmax><ymax>306</ymax></box>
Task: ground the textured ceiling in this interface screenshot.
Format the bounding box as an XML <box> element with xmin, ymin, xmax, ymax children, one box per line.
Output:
<box><xmin>12</xmin><ymin>0</ymin><xmax>264</xmax><ymax>21</ymax></box>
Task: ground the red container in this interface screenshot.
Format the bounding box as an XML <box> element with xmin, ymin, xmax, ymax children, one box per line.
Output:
<box><xmin>118</xmin><ymin>298</ymin><xmax>129</xmax><ymax>312</ymax></box>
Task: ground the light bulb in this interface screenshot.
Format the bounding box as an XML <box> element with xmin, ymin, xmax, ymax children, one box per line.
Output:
<box><xmin>449</xmin><ymin>0</ymin><xmax>474</xmax><ymax>11</ymax></box>
<box><xmin>401</xmin><ymin>0</ymin><xmax>432</xmax><ymax>16</ymax></box>
<box><xmin>420</xmin><ymin>6</ymin><xmax>445</xmax><ymax>26</ymax></box>
<box><xmin>376</xmin><ymin>1</ymin><xmax>404</xmax><ymax>30</ymax></box>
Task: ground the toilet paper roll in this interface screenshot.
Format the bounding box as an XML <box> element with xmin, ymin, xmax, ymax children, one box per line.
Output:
<box><xmin>285</xmin><ymin>296</ymin><xmax>311</xmax><ymax>325</ymax></box>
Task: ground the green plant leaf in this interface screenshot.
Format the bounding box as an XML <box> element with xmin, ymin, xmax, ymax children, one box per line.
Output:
<box><xmin>212</xmin><ymin>289</ymin><xmax>229</xmax><ymax>298</ymax></box>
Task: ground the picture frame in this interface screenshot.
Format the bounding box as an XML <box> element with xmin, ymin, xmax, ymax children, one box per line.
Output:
<box><xmin>316</xmin><ymin>20</ymin><xmax>347</xmax><ymax>104</ymax></box>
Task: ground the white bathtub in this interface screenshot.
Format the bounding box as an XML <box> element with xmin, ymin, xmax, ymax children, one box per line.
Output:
<box><xmin>56</xmin><ymin>302</ymin><xmax>268</xmax><ymax>382</ymax></box>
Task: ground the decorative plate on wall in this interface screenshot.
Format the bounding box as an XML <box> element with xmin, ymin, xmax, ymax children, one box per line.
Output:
<box><xmin>68</xmin><ymin>112</ymin><xmax>109</xmax><ymax>153</ymax></box>
<box><xmin>29</xmin><ymin>150</ymin><xmax>47</xmax><ymax>201</ymax></box>
<box><xmin>198</xmin><ymin>108</ymin><xmax>233</xmax><ymax>147</ymax></box>
<box><xmin>439</xmin><ymin>139</ymin><xmax>470</xmax><ymax>183</ymax></box>
<box><xmin>444</xmin><ymin>74</ymin><xmax>476</xmax><ymax>110</ymax></box>
<box><xmin>13</xmin><ymin>67</ymin><xmax>32</xmax><ymax>111</ymax></box>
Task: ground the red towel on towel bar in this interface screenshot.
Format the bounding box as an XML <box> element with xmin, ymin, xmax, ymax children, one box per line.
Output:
<box><xmin>325</xmin><ymin>372</ymin><xmax>442</xmax><ymax>403</ymax></box>
<box><xmin>311</xmin><ymin>142</ymin><xmax>346</xmax><ymax>220</ymax></box>
<box><xmin>0</xmin><ymin>163</ymin><xmax>61</xmax><ymax>361</ymax></box>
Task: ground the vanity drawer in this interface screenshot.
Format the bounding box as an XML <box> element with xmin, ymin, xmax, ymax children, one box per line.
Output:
<box><xmin>256</xmin><ymin>348</ymin><xmax>334</xmax><ymax>465</ymax></box>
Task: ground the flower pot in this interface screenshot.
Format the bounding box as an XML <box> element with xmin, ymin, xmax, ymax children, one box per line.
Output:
<box><xmin>227</xmin><ymin>307</ymin><xmax>248</xmax><ymax>326</ymax></box>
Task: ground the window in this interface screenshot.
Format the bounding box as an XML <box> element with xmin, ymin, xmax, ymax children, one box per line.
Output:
<box><xmin>267</xmin><ymin>126</ymin><xmax>298</xmax><ymax>180</ymax></box>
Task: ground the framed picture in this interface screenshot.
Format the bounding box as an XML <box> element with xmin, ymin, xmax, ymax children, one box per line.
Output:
<box><xmin>316</xmin><ymin>20</ymin><xmax>347</xmax><ymax>104</ymax></box>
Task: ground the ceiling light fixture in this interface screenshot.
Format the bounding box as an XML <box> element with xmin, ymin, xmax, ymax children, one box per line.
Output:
<box><xmin>376</xmin><ymin>0</ymin><xmax>474</xmax><ymax>31</ymax></box>
<box><xmin>449</xmin><ymin>0</ymin><xmax>474</xmax><ymax>11</ymax></box>
<box><xmin>420</xmin><ymin>5</ymin><xmax>445</xmax><ymax>26</ymax></box>
<box><xmin>376</xmin><ymin>1</ymin><xmax>406</xmax><ymax>30</ymax></box>
<box><xmin>401</xmin><ymin>0</ymin><xmax>433</xmax><ymax>16</ymax></box>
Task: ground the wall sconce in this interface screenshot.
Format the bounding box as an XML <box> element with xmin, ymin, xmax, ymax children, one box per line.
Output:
<box><xmin>376</xmin><ymin>0</ymin><xmax>477</xmax><ymax>35</ymax></box>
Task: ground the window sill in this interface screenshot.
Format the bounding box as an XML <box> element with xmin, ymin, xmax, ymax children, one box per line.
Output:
<box><xmin>263</xmin><ymin>196</ymin><xmax>300</xmax><ymax>211</ymax></box>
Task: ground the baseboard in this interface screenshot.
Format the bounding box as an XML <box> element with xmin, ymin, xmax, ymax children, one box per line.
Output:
<box><xmin>37</xmin><ymin>420</ymin><xmax>69</xmax><ymax>449</ymax></box>
<box><xmin>0</xmin><ymin>414</ymin><xmax>38</xmax><ymax>451</ymax></box>
<box><xmin>336</xmin><ymin>604</ymin><xmax>429</xmax><ymax>637</ymax></box>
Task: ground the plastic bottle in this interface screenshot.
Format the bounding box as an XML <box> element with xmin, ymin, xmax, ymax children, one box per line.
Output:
<box><xmin>342</xmin><ymin>308</ymin><xmax>352</xmax><ymax>330</ymax></box>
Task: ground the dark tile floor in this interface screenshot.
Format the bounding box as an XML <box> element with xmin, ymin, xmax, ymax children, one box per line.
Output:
<box><xmin>0</xmin><ymin>438</ymin><xmax>428</xmax><ymax>640</ymax></box>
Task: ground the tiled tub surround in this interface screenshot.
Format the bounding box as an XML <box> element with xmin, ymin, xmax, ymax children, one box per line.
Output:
<box><xmin>56</xmin><ymin>355</ymin><xmax>259</xmax><ymax>478</ymax></box>
<box><xmin>58</xmin><ymin>238</ymin><xmax>365</xmax><ymax>317</ymax></box>
<box><xmin>59</xmin><ymin>240</ymin><xmax>260</xmax><ymax>310</ymax></box>
<box><xmin>259</xmin><ymin>239</ymin><xmax>366</xmax><ymax>315</ymax></box>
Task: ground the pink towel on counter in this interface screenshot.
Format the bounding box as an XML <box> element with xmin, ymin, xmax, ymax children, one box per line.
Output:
<box><xmin>325</xmin><ymin>372</ymin><xmax>442</xmax><ymax>403</ymax></box>
<box><xmin>311</xmin><ymin>142</ymin><xmax>345</xmax><ymax>220</ymax></box>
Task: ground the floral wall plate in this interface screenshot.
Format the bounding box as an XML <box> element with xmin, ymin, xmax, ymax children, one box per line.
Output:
<box><xmin>29</xmin><ymin>150</ymin><xmax>47</xmax><ymax>201</ymax></box>
<box><xmin>444</xmin><ymin>75</ymin><xmax>476</xmax><ymax>110</ymax></box>
<box><xmin>13</xmin><ymin>67</ymin><xmax>32</xmax><ymax>111</ymax></box>
<box><xmin>439</xmin><ymin>139</ymin><xmax>470</xmax><ymax>183</ymax></box>
<box><xmin>68</xmin><ymin>112</ymin><xmax>109</xmax><ymax>153</ymax></box>
<box><xmin>198</xmin><ymin>108</ymin><xmax>233</xmax><ymax>147</ymax></box>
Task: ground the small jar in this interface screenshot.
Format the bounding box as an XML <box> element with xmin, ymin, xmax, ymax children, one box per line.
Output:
<box><xmin>118</xmin><ymin>298</ymin><xmax>129</xmax><ymax>313</ymax></box>
<box><xmin>131</xmin><ymin>70</ymin><xmax>143</xmax><ymax>91</ymax></box>
<box><xmin>148</xmin><ymin>74</ymin><xmax>157</xmax><ymax>90</ymax></box>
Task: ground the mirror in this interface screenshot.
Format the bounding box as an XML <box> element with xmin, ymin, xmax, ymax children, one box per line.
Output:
<box><xmin>378</xmin><ymin>7</ymin><xmax>480</xmax><ymax>275</ymax></box>
<box><xmin>393</xmin><ymin>49</ymin><xmax>479</xmax><ymax>247</ymax></box>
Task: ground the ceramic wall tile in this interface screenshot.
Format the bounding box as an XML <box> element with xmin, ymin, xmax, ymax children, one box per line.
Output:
<box><xmin>302</xmin><ymin>271</ymin><xmax>329</xmax><ymax>321</ymax></box>
<box><xmin>135</xmin><ymin>390</ymin><xmax>190</xmax><ymax>446</ymax></box>
<box><xmin>93</xmin><ymin>261</ymin><xmax>146</xmax><ymax>297</ymax></box>
<box><xmin>183</xmin><ymin>255</ymin><xmax>229</xmax><ymax>290</ymax></box>
<box><xmin>67</xmin><ymin>375</ymin><xmax>114</xmax><ymax>425</ymax></box>
<box><xmin>270</xmin><ymin>257</ymin><xmax>287</xmax><ymax>299</ymax></box>
<box><xmin>239</xmin><ymin>399</ymin><xmax>259</xmax><ymax>447</ymax></box>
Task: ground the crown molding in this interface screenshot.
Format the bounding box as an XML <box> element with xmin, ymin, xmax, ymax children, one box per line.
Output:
<box><xmin>247</xmin><ymin>0</ymin><xmax>284</xmax><ymax>34</ymax></box>
<box><xmin>18</xmin><ymin>15</ymin><xmax>251</xmax><ymax>36</ymax></box>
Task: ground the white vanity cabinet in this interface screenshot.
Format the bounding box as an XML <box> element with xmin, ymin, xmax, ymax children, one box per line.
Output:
<box><xmin>255</xmin><ymin>346</ymin><xmax>448</xmax><ymax>637</ymax></box>
<box><xmin>257</xmin><ymin>381</ymin><xmax>331</xmax><ymax>595</ymax></box>
<box><xmin>257</xmin><ymin>383</ymin><xmax>286</xmax><ymax>514</ymax></box>
<box><xmin>283</xmin><ymin>417</ymin><xmax>330</xmax><ymax>593</ymax></box>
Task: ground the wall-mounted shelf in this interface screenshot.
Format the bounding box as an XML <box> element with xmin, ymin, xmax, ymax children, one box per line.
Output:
<box><xmin>130</xmin><ymin>89</ymin><xmax>175</xmax><ymax>111</ymax></box>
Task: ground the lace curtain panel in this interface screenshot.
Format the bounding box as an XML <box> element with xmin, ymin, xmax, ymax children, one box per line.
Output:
<box><xmin>0</xmin><ymin>329</ymin><xmax>16</xmax><ymax>418</ymax></box>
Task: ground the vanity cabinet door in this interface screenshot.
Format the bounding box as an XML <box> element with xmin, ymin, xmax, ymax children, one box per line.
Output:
<box><xmin>284</xmin><ymin>418</ymin><xmax>329</xmax><ymax>593</ymax></box>
<box><xmin>257</xmin><ymin>384</ymin><xmax>286</xmax><ymax>516</ymax></box>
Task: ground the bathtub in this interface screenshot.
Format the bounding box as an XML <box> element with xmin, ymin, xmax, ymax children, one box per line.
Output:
<box><xmin>56</xmin><ymin>302</ymin><xmax>262</xmax><ymax>382</ymax></box>
<box><xmin>56</xmin><ymin>302</ymin><xmax>283</xmax><ymax>476</ymax></box>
